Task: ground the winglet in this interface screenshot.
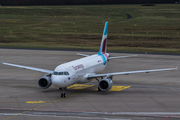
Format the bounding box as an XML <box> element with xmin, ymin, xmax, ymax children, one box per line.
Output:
<box><xmin>172</xmin><ymin>66</ymin><xmax>178</xmax><ymax>71</ymax></box>
<box><xmin>176</xmin><ymin>66</ymin><xmax>178</xmax><ymax>71</ymax></box>
<box><xmin>2</xmin><ymin>60</ymin><xmax>4</xmax><ymax>64</ymax></box>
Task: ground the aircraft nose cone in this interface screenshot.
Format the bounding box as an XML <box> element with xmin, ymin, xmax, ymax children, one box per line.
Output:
<box><xmin>51</xmin><ymin>75</ymin><xmax>65</xmax><ymax>88</ymax></box>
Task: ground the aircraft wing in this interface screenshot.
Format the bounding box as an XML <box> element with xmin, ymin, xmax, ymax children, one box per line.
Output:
<box><xmin>88</xmin><ymin>66</ymin><xmax>178</xmax><ymax>79</ymax></box>
<box><xmin>2</xmin><ymin>61</ymin><xmax>53</xmax><ymax>74</ymax></box>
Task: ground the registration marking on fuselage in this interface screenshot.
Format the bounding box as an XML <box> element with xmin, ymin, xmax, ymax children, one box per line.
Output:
<box><xmin>68</xmin><ymin>84</ymin><xmax>131</xmax><ymax>91</ymax></box>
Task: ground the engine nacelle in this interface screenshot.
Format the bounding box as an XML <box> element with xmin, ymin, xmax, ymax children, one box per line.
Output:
<box><xmin>38</xmin><ymin>75</ymin><xmax>52</xmax><ymax>89</ymax></box>
<box><xmin>98</xmin><ymin>78</ymin><xmax>113</xmax><ymax>92</ymax></box>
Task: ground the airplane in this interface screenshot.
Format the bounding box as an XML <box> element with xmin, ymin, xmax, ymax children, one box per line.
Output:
<box><xmin>2</xmin><ymin>22</ymin><xmax>178</xmax><ymax>98</ymax></box>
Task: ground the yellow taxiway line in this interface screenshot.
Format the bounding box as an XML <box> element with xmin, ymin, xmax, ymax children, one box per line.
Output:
<box><xmin>68</xmin><ymin>84</ymin><xmax>131</xmax><ymax>91</ymax></box>
<box><xmin>4</xmin><ymin>84</ymin><xmax>130</xmax><ymax>120</ymax></box>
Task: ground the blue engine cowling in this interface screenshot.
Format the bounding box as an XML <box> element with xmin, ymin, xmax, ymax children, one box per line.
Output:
<box><xmin>38</xmin><ymin>75</ymin><xmax>52</xmax><ymax>89</ymax></box>
<box><xmin>98</xmin><ymin>78</ymin><xmax>113</xmax><ymax>91</ymax></box>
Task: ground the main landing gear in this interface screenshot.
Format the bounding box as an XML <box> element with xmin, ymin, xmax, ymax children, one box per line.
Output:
<box><xmin>59</xmin><ymin>88</ymin><xmax>66</xmax><ymax>98</ymax></box>
<box><xmin>95</xmin><ymin>78</ymin><xmax>102</xmax><ymax>91</ymax></box>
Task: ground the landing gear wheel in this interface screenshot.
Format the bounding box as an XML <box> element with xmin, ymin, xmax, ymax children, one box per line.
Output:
<box><xmin>63</xmin><ymin>93</ymin><xmax>66</xmax><ymax>98</ymax></box>
<box><xmin>61</xmin><ymin>93</ymin><xmax>66</xmax><ymax>98</ymax></box>
<box><xmin>61</xmin><ymin>93</ymin><xmax>63</xmax><ymax>98</ymax></box>
<box><xmin>60</xmin><ymin>88</ymin><xmax>66</xmax><ymax>98</ymax></box>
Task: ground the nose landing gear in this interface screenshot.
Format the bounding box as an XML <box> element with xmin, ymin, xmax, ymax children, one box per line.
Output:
<box><xmin>61</xmin><ymin>93</ymin><xmax>66</xmax><ymax>98</ymax></box>
<box><xmin>59</xmin><ymin>88</ymin><xmax>66</xmax><ymax>98</ymax></box>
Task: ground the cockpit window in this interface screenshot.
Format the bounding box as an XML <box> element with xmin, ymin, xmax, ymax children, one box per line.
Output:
<box><xmin>58</xmin><ymin>72</ymin><xmax>63</xmax><ymax>75</ymax></box>
<box><xmin>53</xmin><ymin>71</ymin><xmax>69</xmax><ymax>75</ymax></box>
<box><xmin>64</xmin><ymin>71</ymin><xmax>69</xmax><ymax>75</ymax></box>
<box><xmin>53</xmin><ymin>72</ymin><xmax>58</xmax><ymax>75</ymax></box>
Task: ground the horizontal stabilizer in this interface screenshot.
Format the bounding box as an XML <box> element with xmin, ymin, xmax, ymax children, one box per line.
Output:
<box><xmin>77</xmin><ymin>53</ymin><xmax>89</xmax><ymax>57</ymax></box>
<box><xmin>108</xmin><ymin>55</ymin><xmax>137</xmax><ymax>60</ymax></box>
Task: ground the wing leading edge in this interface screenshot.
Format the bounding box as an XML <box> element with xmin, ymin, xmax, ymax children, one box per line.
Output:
<box><xmin>88</xmin><ymin>66</ymin><xmax>178</xmax><ymax>79</ymax></box>
<box><xmin>2</xmin><ymin>61</ymin><xmax>53</xmax><ymax>74</ymax></box>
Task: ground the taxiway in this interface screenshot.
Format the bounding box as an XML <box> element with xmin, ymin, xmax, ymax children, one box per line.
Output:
<box><xmin>0</xmin><ymin>49</ymin><xmax>180</xmax><ymax>120</ymax></box>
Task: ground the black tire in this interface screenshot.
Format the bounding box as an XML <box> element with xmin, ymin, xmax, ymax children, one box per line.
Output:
<box><xmin>61</xmin><ymin>93</ymin><xmax>64</xmax><ymax>98</ymax></box>
<box><xmin>63</xmin><ymin>93</ymin><xmax>66</xmax><ymax>98</ymax></box>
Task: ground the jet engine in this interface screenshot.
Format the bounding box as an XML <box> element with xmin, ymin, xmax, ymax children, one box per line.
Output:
<box><xmin>98</xmin><ymin>78</ymin><xmax>113</xmax><ymax>91</ymax></box>
<box><xmin>38</xmin><ymin>75</ymin><xmax>52</xmax><ymax>89</ymax></box>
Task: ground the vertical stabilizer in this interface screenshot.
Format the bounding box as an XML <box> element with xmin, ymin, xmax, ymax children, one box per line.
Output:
<box><xmin>98</xmin><ymin>22</ymin><xmax>108</xmax><ymax>54</ymax></box>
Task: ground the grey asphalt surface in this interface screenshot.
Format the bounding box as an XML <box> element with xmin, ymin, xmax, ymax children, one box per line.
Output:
<box><xmin>0</xmin><ymin>49</ymin><xmax>180</xmax><ymax>120</ymax></box>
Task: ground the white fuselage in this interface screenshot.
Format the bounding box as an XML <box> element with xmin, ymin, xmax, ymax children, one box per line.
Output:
<box><xmin>51</xmin><ymin>53</ymin><xmax>109</xmax><ymax>88</ymax></box>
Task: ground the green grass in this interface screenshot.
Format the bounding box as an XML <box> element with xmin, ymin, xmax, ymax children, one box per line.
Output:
<box><xmin>0</xmin><ymin>5</ymin><xmax>180</xmax><ymax>53</ymax></box>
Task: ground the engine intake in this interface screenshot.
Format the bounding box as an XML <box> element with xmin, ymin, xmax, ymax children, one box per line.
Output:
<box><xmin>38</xmin><ymin>75</ymin><xmax>52</xmax><ymax>89</ymax></box>
<box><xmin>98</xmin><ymin>78</ymin><xmax>113</xmax><ymax>91</ymax></box>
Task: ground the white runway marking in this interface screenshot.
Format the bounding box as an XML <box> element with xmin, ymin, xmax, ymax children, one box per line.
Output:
<box><xmin>0</xmin><ymin>113</ymin><xmax>131</xmax><ymax>120</ymax></box>
<box><xmin>1</xmin><ymin>109</ymin><xmax>180</xmax><ymax>119</ymax></box>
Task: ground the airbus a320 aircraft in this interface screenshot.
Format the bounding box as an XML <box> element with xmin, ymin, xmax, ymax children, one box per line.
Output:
<box><xmin>2</xmin><ymin>22</ymin><xmax>178</xmax><ymax>98</ymax></box>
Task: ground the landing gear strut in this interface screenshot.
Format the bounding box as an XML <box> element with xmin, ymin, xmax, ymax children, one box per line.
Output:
<box><xmin>59</xmin><ymin>88</ymin><xmax>66</xmax><ymax>98</ymax></box>
<box><xmin>96</xmin><ymin>77</ymin><xmax>102</xmax><ymax>91</ymax></box>
<box><xmin>98</xmin><ymin>87</ymin><xmax>101</xmax><ymax>91</ymax></box>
